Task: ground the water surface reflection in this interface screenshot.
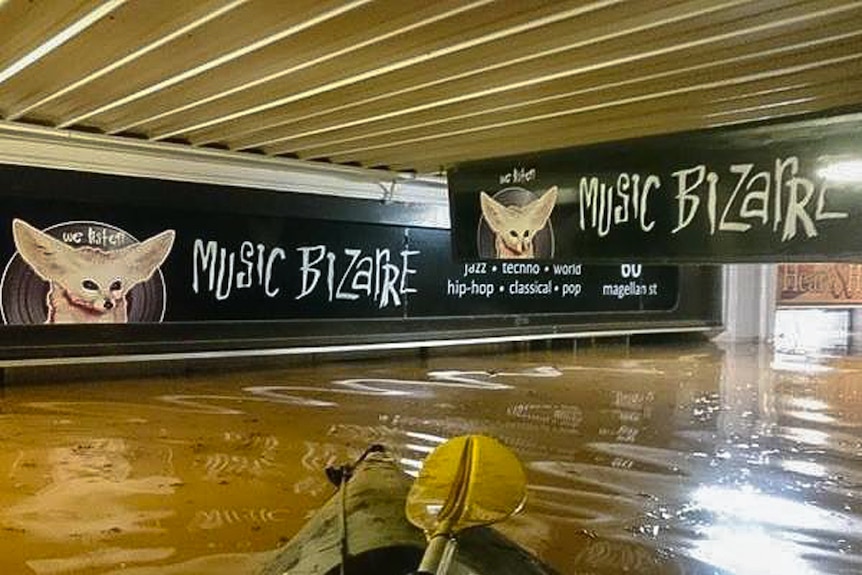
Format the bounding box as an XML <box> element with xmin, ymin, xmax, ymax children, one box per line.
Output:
<box><xmin>0</xmin><ymin>342</ymin><xmax>860</xmax><ymax>574</ymax></box>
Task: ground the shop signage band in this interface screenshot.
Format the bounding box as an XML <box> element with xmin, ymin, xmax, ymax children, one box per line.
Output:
<box><xmin>0</xmin><ymin>164</ymin><xmax>679</xmax><ymax>329</ymax></box>
<box><xmin>447</xmin><ymin>112</ymin><xmax>862</xmax><ymax>263</ymax></box>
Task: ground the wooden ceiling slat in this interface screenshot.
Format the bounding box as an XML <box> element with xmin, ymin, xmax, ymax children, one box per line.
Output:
<box><xmin>4</xmin><ymin>0</ymin><xmax>242</xmax><ymax>121</ymax></box>
<box><xmin>93</xmin><ymin>0</ymin><xmax>493</xmax><ymax>134</ymax></box>
<box><xmin>30</xmin><ymin>0</ymin><xmax>359</xmax><ymax>127</ymax></box>
<box><xmin>1</xmin><ymin>1</ymin><xmax>861</xmax><ymax>175</ymax></box>
<box><xmin>301</xmin><ymin>63</ymin><xmax>862</xmax><ymax>162</ymax></box>
<box><xmin>337</xmin><ymin>87</ymin><xmax>862</xmax><ymax>172</ymax></box>
<box><xmin>262</xmin><ymin>29</ymin><xmax>862</xmax><ymax>156</ymax></box>
<box><xmin>140</xmin><ymin>0</ymin><xmax>627</xmax><ymax>142</ymax></box>
<box><xmin>183</xmin><ymin>0</ymin><xmax>854</xmax><ymax>149</ymax></box>
<box><xmin>170</xmin><ymin>0</ymin><xmax>751</xmax><ymax>145</ymax></box>
<box><xmin>0</xmin><ymin>0</ymin><xmax>107</xmax><ymax>77</ymax></box>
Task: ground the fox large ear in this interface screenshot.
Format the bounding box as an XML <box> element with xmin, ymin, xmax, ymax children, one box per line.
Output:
<box><xmin>12</xmin><ymin>219</ymin><xmax>75</xmax><ymax>281</ymax></box>
<box><xmin>120</xmin><ymin>229</ymin><xmax>176</xmax><ymax>285</ymax></box>
<box><xmin>525</xmin><ymin>186</ymin><xmax>558</xmax><ymax>230</ymax></box>
<box><xmin>479</xmin><ymin>191</ymin><xmax>509</xmax><ymax>234</ymax></box>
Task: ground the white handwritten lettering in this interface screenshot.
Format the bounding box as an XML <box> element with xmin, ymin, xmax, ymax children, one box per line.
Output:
<box><xmin>295</xmin><ymin>246</ymin><xmax>419</xmax><ymax>309</ymax></box>
<box><xmin>669</xmin><ymin>157</ymin><xmax>848</xmax><ymax>241</ymax></box>
<box><xmin>193</xmin><ymin>239</ymin><xmax>286</xmax><ymax>300</ymax></box>
<box><xmin>499</xmin><ymin>166</ymin><xmax>536</xmax><ymax>185</ymax></box>
<box><xmin>579</xmin><ymin>173</ymin><xmax>657</xmax><ymax>236</ymax></box>
<box><xmin>296</xmin><ymin>245</ymin><xmax>326</xmax><ymax>300</ymax></box>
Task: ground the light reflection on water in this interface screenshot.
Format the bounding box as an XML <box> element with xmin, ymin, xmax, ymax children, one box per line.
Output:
<box><xmin>0</xmin><ymin>342</ymin><xmax>860</xmax><ymax>574</ymax></box>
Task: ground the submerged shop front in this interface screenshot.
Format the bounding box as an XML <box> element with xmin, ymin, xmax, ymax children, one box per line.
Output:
<box><xmin>0</xmin><ymin>129</ymin><xmax>719</xmax><ymax>365</ymax></box>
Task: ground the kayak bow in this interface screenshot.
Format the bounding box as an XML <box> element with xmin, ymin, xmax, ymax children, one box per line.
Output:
<box><xmin>260</xmin><ymin>446</ymin><xmax>556</xmax><ymax>575</ymax></box>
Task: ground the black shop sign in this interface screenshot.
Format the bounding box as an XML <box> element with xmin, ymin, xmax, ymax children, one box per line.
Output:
<box><xmin>448</xmin><ymin>111</ymin><xmax>862</xmax><ymax>263</ymax></box>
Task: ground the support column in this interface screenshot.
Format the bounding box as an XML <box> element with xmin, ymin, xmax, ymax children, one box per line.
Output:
<box><xmin>715</xmin><ymin>264</ymin><xmax>776</xmax><ymax>343</ymax></box>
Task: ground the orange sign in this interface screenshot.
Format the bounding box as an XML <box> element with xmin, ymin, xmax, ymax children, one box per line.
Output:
<box><xmin>777</xmin><ymin>263</ymin><xmax>862</xmax><ymax>306</ymax></box>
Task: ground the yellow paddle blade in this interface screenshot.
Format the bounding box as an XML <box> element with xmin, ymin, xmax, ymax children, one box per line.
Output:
<box><xmin>405</xmin><ymin>435</ymin><xmax>527</xmax><ymax>536</ymax></box>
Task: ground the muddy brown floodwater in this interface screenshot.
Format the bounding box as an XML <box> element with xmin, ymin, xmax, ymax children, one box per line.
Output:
<box><xmin>0</xmin><ymin>341</ymin><xmax>860</xmax><ymax>575</ymax></box>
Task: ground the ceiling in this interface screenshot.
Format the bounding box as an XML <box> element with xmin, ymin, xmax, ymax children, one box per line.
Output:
<box><xmin>1</xmin><ymin>0</ymin><xmax>861</xmax><ymax>175</ymax></box>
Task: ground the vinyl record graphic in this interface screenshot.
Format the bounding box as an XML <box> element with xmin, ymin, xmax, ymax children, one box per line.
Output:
<box><xmin>1</xmin><ymin>221</ymin><xmax>168</xmax><ymax>325</ymax></box>
<box><xmin>477</xmin><ymin>187</ymin><xmax>555</xmax><ymax>259</ymax></box>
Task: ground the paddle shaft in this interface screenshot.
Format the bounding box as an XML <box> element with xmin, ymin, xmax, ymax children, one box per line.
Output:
<box><xmin>412</xmin><ymin>437</ymin><xmax>475</xmax><ymax>574</ymax></box>
<box><xmin>412</xmin><ymin>534</ymin><xmax>457</xmax><ymax>575</ymax></box>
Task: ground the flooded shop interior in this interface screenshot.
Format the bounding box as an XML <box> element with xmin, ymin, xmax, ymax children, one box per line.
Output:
<box><xmin>0</xmin><ymin>2</ymin><xmax>861</xmax><ymax>574</ymax></box>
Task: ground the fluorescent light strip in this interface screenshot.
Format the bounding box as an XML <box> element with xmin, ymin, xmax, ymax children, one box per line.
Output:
<box><xmin>0</xmin><ymin>326</ymin><xmax>714</xmax><ymax>368</ymax></box>
<box><xmin>0</xmin><ymin>0</ymin><xmax>125</xmax><ymax>86</ymax></box>
<box><xmin>57</xmin><ymin>0</ymin><xmax>371</xmax><ymax>129</ymax></box>
<box><xmin>8</xmin><ymin>0</ymin><xmax>249</xmax><ymax>120</ymax></box>
<box><xmin>710</xmin><ymin>82</ymin><xmax>809</xmax><ymax>104</ymax></box>
<box><xmin>704</xmin><ymin>96</ymin><xmax>817</xmax><ymax>118</ymax></box>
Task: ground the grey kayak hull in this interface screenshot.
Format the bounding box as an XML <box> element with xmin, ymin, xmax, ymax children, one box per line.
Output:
<box><xmin>260</xmin><ymin>447</ymin><xmax>556</xmax><ymax>575</ymax></box>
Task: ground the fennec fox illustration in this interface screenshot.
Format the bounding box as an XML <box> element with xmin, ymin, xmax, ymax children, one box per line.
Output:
<box><xmin>480</xmin><ymin>186</ymin><xmax>557</xmax><ymax>258</ymax></box>
<box><xmin>12</xmin><ymin>219</ymin><xmax>175</xmax><ymax>324</ymax></box>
